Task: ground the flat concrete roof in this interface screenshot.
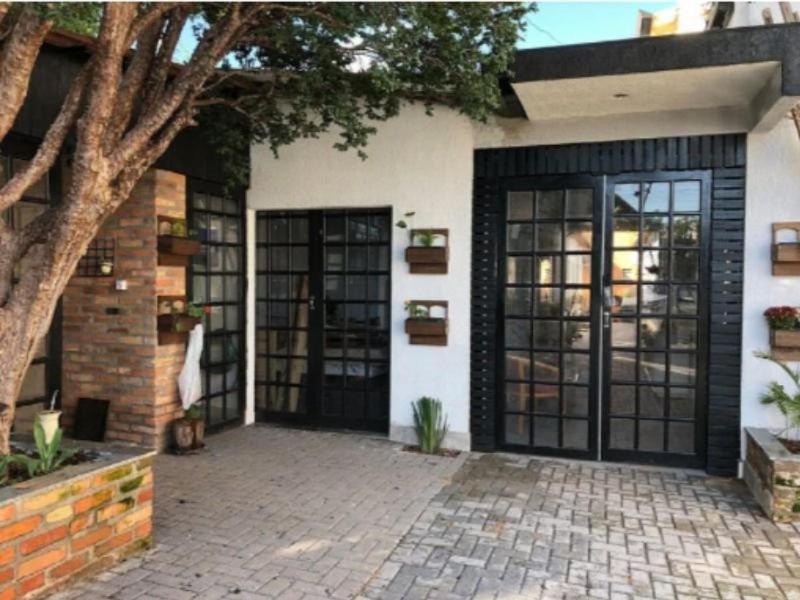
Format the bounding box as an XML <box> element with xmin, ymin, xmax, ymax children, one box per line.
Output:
<box><xmin>512</xmin><ymin>23</ymin><xmax>800</xmax><ymax>95</ymax></box>
<box><xmin>505</xmin><ymin>23</ymin><xmax>800</xmax><ymax>133</ymax></box>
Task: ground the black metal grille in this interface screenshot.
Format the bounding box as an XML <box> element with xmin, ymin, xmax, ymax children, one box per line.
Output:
<box><xmin>77</xmin><ymin>238</ymin><xmax>115</xmax><ymax>277</ymax></box>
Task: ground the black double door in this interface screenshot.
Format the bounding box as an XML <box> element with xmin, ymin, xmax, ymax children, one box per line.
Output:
<box><xmin>255</xmin><ymin>209</ymin><xmax>391</xmax><ymax>432</ymax></box>
<box><xmin>499</xmin><ymin>171</ymin><xmax>710</xmax><ymax>468</ymax></box>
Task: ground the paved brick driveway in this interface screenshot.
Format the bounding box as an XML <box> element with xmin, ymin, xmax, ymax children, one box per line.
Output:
<box><xmin>51</xmin><ymin>426</ymin><xmax>465</xmax><ymax>600</ymax></box>
<box><xmin>52</xmin><ymin>427</ymin><xmax>800</xmax><ymax>599</ymax></box>
<box><xmin>364</xmin><ymin>453</ymin><xmax>800</xmax><ymax>600</ymax></box>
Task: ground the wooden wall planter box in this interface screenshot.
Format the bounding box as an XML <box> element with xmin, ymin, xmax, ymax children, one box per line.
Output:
<box><xmin>0</xmin><ymin>440</ymin><xmax>155</xmax><ymax>598</ymax></box>
<box><xmin>158</xmin><ymin>314</ymin><xmax>201</xmax><ymax>333</ymax></box>
<box><xmin>157</xmin><ymin>236</ymin><xmax>201</xmax><ymax>266</ymax></box>
<box><xmin>770</xmin><ymin>329</ymin><xmax>800</xmax><ymax>361</ymax></box>
<box><xmin>405</xmin><ymin>319</ymin><xmax>448</xmax><ymax>346</ymax></box>
<box><xmin>157</xmin><ymin>316</ymin><xmax>200</xmax><ymax>345</ymax></box>
<box><xmin>744</xmin><ymin>427</ymin><xmax>800</xmax><ymax>522</ymax></box>
<box><xmin>405</xmin><ymin>300</ymin><xmax>448</xmax><ymax>346</ymax></box>
<box><xmin>772</xmin><ymin>222</ymin><xmax>800</xmax><ymax>276</ymax></box>
<box><xmin>405</xmin><ymin>229</ymin><xmax>449</xmax><ymax>274</ymax></box>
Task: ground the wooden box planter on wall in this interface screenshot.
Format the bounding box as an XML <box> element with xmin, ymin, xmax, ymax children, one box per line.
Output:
<box><xmin>157</xmin><ymin>295</ymin><xmax>200</xmax><ymax>345</ymax></box>
<box><xmin>771</xmin><ymin>329</ymin><xmax>800</xmax><ymax>361</ymax></box>
<box><xmin>405</xmin><ymin>300</ymin><xmax>448</xmax><ymax>346</ymax></box>
<box><xmin>405</xmin><ymin>229</ymin><xmax>449</xmax><ymax>274</ymax></box>
<box><xmin>157</xmin><ymin>215</ymin><xmax>201</xmax><ymax>267</ymax></box>
<box><xmin>772</xmin><ymin>222</ymin><xmax>800</xmax><ymax>276</ymax></box>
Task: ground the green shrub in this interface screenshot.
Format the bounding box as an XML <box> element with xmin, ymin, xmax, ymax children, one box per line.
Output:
<box><xmin>11</xmin><ymin>421</ymin><xmax>77</xmax><ymax>478</ymax></box>
<box><xmin>756</xmin><ymin>351</ymin><xmax>800</xmax><ymax>437</ymax></box>
<box><xmin>412</xmin><ymin>397</ymin><xmax>448</xmax><ymax>454</ymax></box>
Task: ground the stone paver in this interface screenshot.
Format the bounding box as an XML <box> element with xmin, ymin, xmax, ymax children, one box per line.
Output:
<box><xmin>363</xmin><ymin>453</ymin><xmax>800</xmax><ymax>600</ymax></box>
<box><xmin>50</xmin><ymin>429</ymin><xmax>800</xmax><ymax>600</ymax></box>
<box><xmin>50</xmin><ymin>425</ymin><xmax>464</xmax><ymax>600</ymax></box>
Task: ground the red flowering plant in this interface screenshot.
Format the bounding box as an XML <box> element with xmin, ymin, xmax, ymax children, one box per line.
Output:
<box><xmin>764</xmin><ymin>306</ymin><xmax>800</xmax><ymax>331</ymax></box>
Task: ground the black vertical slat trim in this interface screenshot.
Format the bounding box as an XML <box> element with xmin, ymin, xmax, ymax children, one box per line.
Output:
<box><xmin>471</xmin><ymin>134</ymin><xmax>746</xmax><ymax>475</ymax></box>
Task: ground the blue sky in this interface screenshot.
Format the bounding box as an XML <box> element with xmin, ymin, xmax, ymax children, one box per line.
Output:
<box><xmin>519</xmin><ymin>2</ymin><xmax>674</xmax><ymax>48</ymax></box>
<box><xmin>175</xmin><ymin>2</ymin><xmax>676</xmax><ymax>62</ymax></box>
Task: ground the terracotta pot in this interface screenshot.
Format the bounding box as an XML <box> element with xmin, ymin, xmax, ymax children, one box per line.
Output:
<box><xmin>174</xmin><ymin>417</ymin><xmax>205</xmax><ymax>451</ymax></box>
<box><xmin>37</xmin><ymin>410</ymin><xmax>61</xmax><ymax>444</ymax></box>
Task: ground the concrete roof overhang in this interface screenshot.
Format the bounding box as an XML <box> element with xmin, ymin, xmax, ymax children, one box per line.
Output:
<box><xmin>507</xmin><ymin>23</ymin><xmax>800</xmax><ymax>133</ymax></box>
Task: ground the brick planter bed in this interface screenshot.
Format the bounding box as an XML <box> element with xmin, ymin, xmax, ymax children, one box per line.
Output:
<box><xmin>743</xmin><ymin>427</ymin><xmax>800</xmax><ymax>522</ymax></box>
<box><xmin>0</xmin><ymin>443</ymin><xmax>155</xmax><ymax>599</ymax></box>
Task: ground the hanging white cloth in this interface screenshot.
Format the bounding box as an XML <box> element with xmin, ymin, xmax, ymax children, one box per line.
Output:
<box><xmin>178</xmin><ymin>324</ymin><xmax>204</xmax><ymax>410</ymax></box>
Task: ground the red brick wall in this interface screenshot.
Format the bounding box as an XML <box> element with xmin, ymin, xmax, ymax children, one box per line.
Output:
<box><xmin>62</xmin><ymin>169</ymin><xmax>187</xmax><ymax>449</ymax></box>
<box><xmin>0</xmin><ymin>453</ymin><xmax>154</xmax><ymax>599</ymax></box>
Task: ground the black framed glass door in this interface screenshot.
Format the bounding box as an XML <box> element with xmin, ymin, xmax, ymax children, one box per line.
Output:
<box><xmin>603</xmin><ymin>172</ymin><xmax>710</xmax><ymax>467</ymax></box>
<box><xmin>498</xmin><ymin>171</ymin><xmax>710</xmax><ymax>468</ymax></box>
<box><xmin>188</xmin><ymin>181</ymin><xmax>246</xmax><ymax>430</ymax></box>
<box><xmin>255</xmin><ymin>209</ymin><xmax>390</xmax><ymax>432</ymax></box>
<box><xmin>500</xmin><ymin>177</ymin><xmax>602</xmax><ymax>459</ymax></box>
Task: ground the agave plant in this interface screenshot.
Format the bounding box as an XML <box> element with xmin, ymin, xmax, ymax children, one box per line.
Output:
<box><xmin>412</xmin><ymin>397</ymin><xmax>448</xmax><ymax>454</ymax></box>
<box><xmin>755</xmin><ymin>351</ymin><xmax>800</xmax><ymax>439</ymax></box>
<box><xmin>12</xmin><ymin>420</ymin><xmax>77</xmax><ymax>478</ymax></box>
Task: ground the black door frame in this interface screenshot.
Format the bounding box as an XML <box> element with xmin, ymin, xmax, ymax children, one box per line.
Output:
<box><xmin>496</xmin><ymin>175</ymin><xmax>604</xmax><ymax>460</ymax></box>
<box><xmin>600</xmin><ymin>170</ymin><xmax>712</xmax><ymax>469</ymax></box>
<box><xmin>255</xmin><ymin>208</ymin><xmax>392</xmax><ymax>433</ymax></box>
<box><xmin>492</xmin><ymin>170</ymin><xmax>714</xmax><ymax>468</ymax></box>
<box><xmin>186</xmin><ymin>177</ymin><xmax>247</xmax><ymax>432</ymax></box>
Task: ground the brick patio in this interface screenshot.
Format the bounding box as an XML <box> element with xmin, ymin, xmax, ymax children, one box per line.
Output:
<box><xmin>51</xmin><ymin>427</ymin><xmax>800</xmax><ymax>599</ymax></box>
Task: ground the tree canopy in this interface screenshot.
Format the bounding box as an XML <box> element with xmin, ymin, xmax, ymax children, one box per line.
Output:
<box><xmin>0</xmin><ymin>2</ymin><xmax>530</xmax><ymax>452</ymax></box>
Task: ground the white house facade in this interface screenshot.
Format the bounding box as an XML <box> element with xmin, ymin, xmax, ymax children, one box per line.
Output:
<box><xmin>242</xmin><ymin>13</ymin><xmax>800</xmax><ymax>478</ymax></box>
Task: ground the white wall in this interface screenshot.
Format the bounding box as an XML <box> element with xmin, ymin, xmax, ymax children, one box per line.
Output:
<box><xmin>247</xmin><ymin>105</ymin><xmax>475</xmax><ymax>449</ymax></box>
<box><xmin>741</xmin><ymin>117</ymin><xmax>800</xmax><ymax>434</ymax></box>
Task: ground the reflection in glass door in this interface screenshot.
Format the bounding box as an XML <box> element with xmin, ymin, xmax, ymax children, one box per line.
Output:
<box><xmin>188</xmin><ymin>183</ymin><xmax>246</xmax><ymax>430</ymax></box>
<box><xmin>603</xmin><ymin>173</ymin><xmax>709</xmax><ymax>467</ymax></box>
<box><xmin>255</xmin><ymin>209</ymin><xmax>391</xmax><ymax>432</ymax></box>
<box><xmin>501</xmin><ymin>178</ymin><xmax>600</xmax><ymax>459</ymax></box>
<box><xmin>499</xmin><ymin>172</ymin><xmax>710</xmax><ymax>468</ymax></box>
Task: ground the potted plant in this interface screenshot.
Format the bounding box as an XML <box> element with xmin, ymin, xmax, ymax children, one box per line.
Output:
<box><xmin>744</xmin><ymin>353</ymin><xmax>800</xmax><ymax>521</ymax></box>
<box><xmin>765</xmin><ymin>306</ymin><xmax>800</xmax><ymax>357</ymax></box>
<box><xmin>404</xmin><ymin>301</ymin><xmax>448</xmax><ymax>345</ymax></box>
<box><xmin>396</xmin><ymin>212</ymin><xmax>449</xmax><ymax>273</ymax></box>
<box><xmin>174</xmin><ymin>402</ymin><xmax>205</xmax><ymax>452</ymax></box>
<box><xmin>157</xmin><ymin>216</ymin><xmax>201</xmax><ymax>264</ymax></box>
<box><xmin>159</xmin><ymin>301</ymin><xmax>206</xmax><ymax>333</ymax></box>
<box><xmin>37</xmin><ymin>390</ymin><xmax>61</xmax><ymax>445</ymax></box>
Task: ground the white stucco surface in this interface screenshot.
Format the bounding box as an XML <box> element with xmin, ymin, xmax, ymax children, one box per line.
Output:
<box><xmin>741</xmin><ymin>117</ymin><xmax>800</xmax><ymax>435</ymax></box>
<box><xmin>247</xmin><ymin>105</ymin><xmax>475</xmax><ymax>449</ymax></box>
<box><xmin>246</xmin><ymin>89</ymin><xmax>800</xmax><ymax>466</ymax></box>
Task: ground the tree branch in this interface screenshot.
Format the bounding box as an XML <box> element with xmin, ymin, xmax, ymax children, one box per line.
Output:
<box><xmin>0</xmin><ymin>64</ymin><xmax>90</xmax><ymax>214</ymax></box>
<box><xmin>0</xmin><ymin>6</ymin><xmax>52</xmax><ymax>142</ymax></box>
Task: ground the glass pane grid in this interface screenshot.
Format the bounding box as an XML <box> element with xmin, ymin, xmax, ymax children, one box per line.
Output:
<box><xmin>608</xmin><ymin>179</ymin><xmax>702</xmax><ymax>456</ymax></box>
<box><xmin>503</xmin><ymin>188</ymin><xmax>593</xmax><ymax>452</ymax></box>
<box><xmin>322</xmin><ymin>210</ymin><xmax>390</xmax><ymax>423</ymax></box>
<box><xmin>191</xmin><ymin>191</ymin><xmax>245</xmax><ymax>427</ymax></box>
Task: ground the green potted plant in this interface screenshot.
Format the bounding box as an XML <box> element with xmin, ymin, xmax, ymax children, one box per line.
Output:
<box><xmin>396</xmin><ymin>212</ymin><xmax>449</xmax><ymax>273</ymax></box>
<box><xmin>404</xmin><ymin>301</ymin><xmax>448</xmax><ymax>345</ymax></box>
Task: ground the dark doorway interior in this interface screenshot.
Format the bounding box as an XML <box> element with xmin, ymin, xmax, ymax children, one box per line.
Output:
<box><xmin>254</xmin><ymin>208</ymin><xmax>391</xmax><ymax>433</ymax></box>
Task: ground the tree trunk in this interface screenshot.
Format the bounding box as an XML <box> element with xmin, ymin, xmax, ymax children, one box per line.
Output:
<box><xmin>0</xmin><ymin>313</ymin><xmax>34</xmax><ymax>454</ymax></box>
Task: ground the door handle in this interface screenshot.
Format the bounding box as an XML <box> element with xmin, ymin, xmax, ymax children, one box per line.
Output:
<box><xmin>603</xmin><ymin>285</ymin><xmax>612</xmax><ymax>329</ymax></box>
<box><xmin>309</xmin><ymin>295</ymin><xmax>316</xmax><ymax>311</ymax></box>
